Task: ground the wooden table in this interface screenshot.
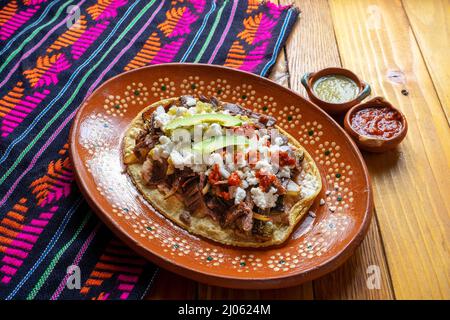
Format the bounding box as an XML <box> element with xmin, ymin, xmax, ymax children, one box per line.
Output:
<box><xmin>148</xmin><ymin>0</ymin><xmax>450</xmax><ymax>300</ymax></box>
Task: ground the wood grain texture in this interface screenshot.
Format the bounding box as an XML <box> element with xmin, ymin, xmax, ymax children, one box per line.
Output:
<box><xmin>282</xmin><ymin>0</ymin><xmax>341</xmax><ymax>97</ymax></box>
<box><xmin>147</xmin><ymin>0</ymin><xmax>449</xmax><ymax>300</ymax></box>
<box><xmin>283</xmin><ymin>0</ymin><xmax>394</xmax><ymax>300</ymax></box>
<box><xmin>147</xmin><ymin>269</ymin><xmax>197</xmax><ymax>300</ymax></box>
<box><xmin>329</xmin><ymin>0</ymin><xmax>450</xmax><ymax>299</ymax></box>
<box><xmin>197</xmin><ymin>281</ymin><xmax>314</xmax><ymax>300</ymax></box>
<box><xmin>314</xmin><ymin>221</ymin><xmax>394</xmax><ymax>299</ymax></box>
<box><xmin>268</xmin><ymin>48</ymin><xmax>290</xmax><ymax>88</ymax></box>
<box><xmin>402</xmin><ymin>0</ymin><xmax>450</xmax><ymax>121</ymax></box>
<box><xmin>196</xmin><ymin>23</ymin><xmax>314</xmax><ymax>302</ymax></box>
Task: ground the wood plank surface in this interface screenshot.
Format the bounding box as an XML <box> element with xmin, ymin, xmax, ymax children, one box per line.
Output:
<box><xmin>197</xmin><ymin>33</ymin><xmax>314</xmax><ymax>300</ymax></box>
<box><xmin>147</xmin><ymin>269</ymin><xmax>197</xmax><ymax>300</ymax></box>
<box><xmin>402</xmin><ymin>0</ymin><xmax>450</xmax><ymax>121</ymax></box>
<box><xmin>283</xmin><ymin>0</ymin><xmax>395</xmax><ymax>300</ymax></box>
<box><xmin>329</xmin><ymin>0</ymin><xmax>450</xmax><ymax>299</ymax></box>
<box><xmin>148</xmin><ymin>0</ymin><xmax>449</xmax><ymax>300</ymax></box>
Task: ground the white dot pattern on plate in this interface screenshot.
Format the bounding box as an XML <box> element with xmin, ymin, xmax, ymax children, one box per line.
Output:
<box><xmin>77</xmin><ymin>77</ymin><xmax>360</xmax><ymax>274</ymax></box>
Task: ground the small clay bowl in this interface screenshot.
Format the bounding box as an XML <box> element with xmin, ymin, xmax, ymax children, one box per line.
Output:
<box><xmin>344</xmin><ymin>97</ymin><xmax>408</xmax><ymax>153</ymax></box>
<box><xmin>301</xmin><ymin>67</ymin><xmax>371</xmax><ymax>114</ymax></box>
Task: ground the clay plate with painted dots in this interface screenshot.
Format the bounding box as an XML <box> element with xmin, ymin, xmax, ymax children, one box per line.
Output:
<box><xmin>70</xmin><ymin>63</ymin><xmax>373</xmax><ymax>289</ymax></box>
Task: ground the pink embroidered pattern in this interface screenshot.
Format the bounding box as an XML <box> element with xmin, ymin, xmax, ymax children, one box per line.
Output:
<box><xmin>0</xmin><ymin>1</ymin><xmax>40</xmax><ymax>41</ymax></box>
<box><xmin>80</xmin><ymin>239</ymin><xmax>146</xmax><ymax>300</ymax></box>
<box><xmin>0</xmin><ymin>82</ymin><xmax>50</xmax><ymax>138</ymax></box>
<box><xmin>158</xmin><ymin>7</ymin><xmax>198</xmax><ymax>38</ymax></box>
<box><xmin>71</xmin><ymin>21</ymin><xmax>110</xmax><ymax>60</ymax></box>
<box><xmin>30</xmin><ymin>156</ymin><xmax>74</xmax><ymax>207</ymax></box>
<box><xmin>87</xmin><ymin>0</ymin><xmax>128</xmax><ymax>21</ymax></box>
<box><xmin>23</xmin><ymin>53</ymin><xmax>72</xmax><ymax>88</ymax></box>
<box><xmin>0</xmin><ymin>198</ymin><xmax>58</xmax><ymax>285</ymax></box>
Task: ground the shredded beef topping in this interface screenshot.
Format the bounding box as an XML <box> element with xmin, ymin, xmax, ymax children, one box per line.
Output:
<box><xmin>224</xmin><ymin>201</ymin><xmax>253</xmax><ymax>232</ymax></box>
<box><xmin>141</xmin><ymin>158</ymin><xmax>168</xmax><ymax>184</ymax></box>
<box><xmin>132</xmin><ymin>96</ymin><xmax>312</xmax><ymax>241</ymax></box>
<box><xmin>134</xmin><ymin>114</ymin><xmax>162</xmax><ymax>162</ymax></box>
<box><xmin>221</xmin><ymin>103</ymin><xmax>276</xmax><ymax>128</ymax></box>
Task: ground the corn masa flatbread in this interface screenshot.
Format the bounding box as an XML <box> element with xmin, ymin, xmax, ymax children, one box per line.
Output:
<box><xmin>123</xmin><ymin>98</ymin><xmax>322</xmax><ymax>247</ymax></box>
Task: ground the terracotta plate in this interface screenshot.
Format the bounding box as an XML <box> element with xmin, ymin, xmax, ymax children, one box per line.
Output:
<box><xmin>70</xmin><ymin>63</ymin><xmax>373</xmax><ymax>289</ymax></box>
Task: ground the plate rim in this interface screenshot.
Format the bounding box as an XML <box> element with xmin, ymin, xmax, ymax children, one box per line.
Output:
<box><xmin>69</xmin><ymin>63</ymin><xmax>373</xmax><ymax>289</ymax></box>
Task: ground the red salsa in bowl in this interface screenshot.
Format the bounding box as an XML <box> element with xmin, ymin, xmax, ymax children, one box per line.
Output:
<box><xmin>350</xmin><ymin>107</ymin><xmax>403</xmax><ymax>139</ymax></box>
<box><xmin>344</xmin><ymin>97</ymin><xmax>407</xmax><ymax>152</ymax></box>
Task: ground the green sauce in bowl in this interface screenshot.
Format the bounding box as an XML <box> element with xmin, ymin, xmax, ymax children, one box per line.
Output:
<box><xmin>313</xmin><ymin>75</ymin><xmax>359</xmax><ymax>104</ymax></box>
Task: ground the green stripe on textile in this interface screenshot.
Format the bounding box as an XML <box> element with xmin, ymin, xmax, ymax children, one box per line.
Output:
<box><xmin>194</xmin><ymin>0</ymin><xmax>228</xmax><ymax>62</ymax></box>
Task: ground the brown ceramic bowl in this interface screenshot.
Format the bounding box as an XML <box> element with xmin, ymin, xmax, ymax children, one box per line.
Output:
<box><xmin>301</xmin><ymin>67</ymin><xmax>371</xmax><ymax>114</ymax></box>
<box><xmin>70</xmin><ymin>63</ymin><xmax>373</xmax><ymax>289</ymax></box>
<box><xmin>344</xmin><ymin>97</ymin><xmax>408</xmax><ymax>152</ymax></box>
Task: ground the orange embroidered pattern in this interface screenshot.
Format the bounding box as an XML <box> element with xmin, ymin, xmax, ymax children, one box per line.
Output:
<box><xmin>23</xmin><ymin>53</ymin><xmax>71</xmax><ymax>88</ymax></box>
<box><xmin>30</xmin><ymin>144</ymin><xmax>73</xmax><ymax>207</ymax></box>
<box><xmin>80</xmin><ymin>239</ymin><xmax>147</xmax><ymax>300</ymax></box>
<box><xmin>47</xmin><ymin>15</ymin><xmax>88</xmax><ymax>53</ymax></box>
<box><xmin>87</xmin><ymin>0</ymin><xmax>127</xmax><ymax>21</ymax></box>
<box><xmin>0</xmin><ymin>82</ymin><xmax>50</xmax><ymax>137</ymax></box>
<box><xmin>124</xmin><ymin>32</ymin><xmax>161</xmax><ymax>71</ymax></box>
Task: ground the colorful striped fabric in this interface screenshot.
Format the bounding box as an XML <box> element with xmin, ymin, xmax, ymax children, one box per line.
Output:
<box><xmin>0</xmin><ymin>0</ymin><xmax>298</xmax><ymax>300</ymax></box>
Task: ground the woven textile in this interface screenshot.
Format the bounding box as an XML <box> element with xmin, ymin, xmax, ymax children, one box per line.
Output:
<box><xmin>0</xmin><ymin>0</ymin><xmax>299</xmax><ymax>300</ymax></box>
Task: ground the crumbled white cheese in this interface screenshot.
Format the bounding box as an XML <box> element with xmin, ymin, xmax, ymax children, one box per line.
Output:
<box><xmin>184</xmin><ymin>96</ymin><xmax>197</xmax><ymax>107</ymax></box>
<box><xmin>154</xmin><ymin>106</ymin><xmax>172</xmax><ymax>128</ymax></box>
<box><xmin>277</xmin><ymin>166</ymin><xmax>290</xmax><ymax>178</ymax></box>
<box><xmin>170</xmin><ymin>150</ymin><xmax>185</xmax><ymax>169</ymax></box>
<box><xmin>204</xmin><ymin>123</ymin><xmax>223</xmax><ymax>139</ymax></box>
<box><xmin>159</xmin><ymin>135</ymin><xmax>170</xmax><ymax>145</ymax></box>
<box><xmin>258</xmin><ymin>134</ymin><xmax>270</xmax><ymax>147</ymax></box>
<box><xmin>207</xmin><ymin>153</ymin><xmax>223</xmax><ymax>166</ymax></box>
<box><xmin>250</xmin><ymin>187</ymin><xmax>278</xmax><ymax>209</ymax></box>
<box><xmin>224</xmin><ymin>153</ymin><xmax>236</xmax><ymax>172</ymax></box>
<box><xmin>255</xmin><ymin>159</ymin><xmax>273</xmax><ymax>174</ymax></box>
<box><xmin>234</xmin><ymin>187</ymin><xmax>246</xmax><ymax>204</ymax></box>
<box><xmin>181</xmin><ymin>152</ymin><xmax>193</xmax><ymax>166</ymax></box>
<box><xmin>274</xmin><ymin>136</ymin><xmax>284</xmax><ymax>146</ymax></box>
<box><xmin>299</xmin><ymin>173</ymin><xmax>318</xmax><ymax>198</ymax></box>
<box><xmin>152</xmin><ymin>135</ymin><xmax>173</xmax><ymax>160</ymax></box>
<box><xmin>147</xmin><ymin>102</ymin><xmax>301</xmax><ymax>200</ymax></box>
<box><xmin>235</xmin><ymin>153</ymin><xmax>247</xmax><ymax>168</ymax></box>
<box><xmin>244</xmin><ymin>170</ymin><xmax>258</xmax><ymax>186</ymax></box>
<box><xmin>226</xmin><ymin>162</ymin><xmax>236</xmax><ymax>172</ymax></box>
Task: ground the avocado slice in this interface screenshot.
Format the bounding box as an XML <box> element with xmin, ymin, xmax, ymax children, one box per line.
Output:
<box><xmin>165</xmin><ymin>113</ymin><xmax>242</xmax><ymax>130</ymax></box>
<box><xmin>192</xmin><ymin>135</ymin><xmax>250</xmax><ymax>154</ymax></box>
